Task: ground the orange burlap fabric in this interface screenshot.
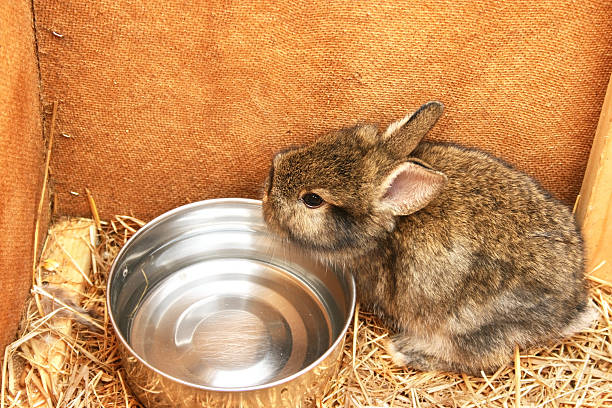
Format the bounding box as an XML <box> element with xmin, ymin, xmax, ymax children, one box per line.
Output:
<box><xmin>33</xmin><ymin>1</ymin><xmax>612</xmax><ymax>221</ymax></box>
<box><xmin>0</xmin><ymin>1</ymin><xmax>45</xmax><ymax>355</ymax></box>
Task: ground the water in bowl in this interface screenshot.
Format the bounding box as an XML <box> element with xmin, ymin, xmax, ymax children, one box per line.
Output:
<box><xmin>129</xmin><ymin>257</ymin><xmax>333</xmax><ymax>389</ymax></box>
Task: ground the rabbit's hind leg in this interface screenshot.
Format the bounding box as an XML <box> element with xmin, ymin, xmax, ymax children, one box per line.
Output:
<box><xmin>384</xmin><ymin>331</ymin><xmax>510</xmax><ymax>376</ymax></box>
<box><xmin>447</xmin><ymin>325</ymin><xmax>518</xmax><ymax>376</ymax></box>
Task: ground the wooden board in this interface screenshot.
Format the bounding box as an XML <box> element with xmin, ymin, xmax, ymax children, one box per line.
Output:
<box><xmin>575</xmin><ymin>73</ymin><xmax>612</xmax><ymax>284</ymax></box>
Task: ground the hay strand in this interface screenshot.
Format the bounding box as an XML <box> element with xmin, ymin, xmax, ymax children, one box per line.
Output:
<box><xmin>32</xmin><ymin>101</ymin><xmax>59</xmax><ymax>319</ymax></box>
<box><xmin>34</xmin><ymin>101</ymin><xmax>58</xmax><ymax>273</ymax></box>
<box><xmin>85</xmin><ymin>188</ymin><xmax>102</xmax><ymax>232</ymax></box>
<box><xmin>514</xmin><ymin>345</ymin><xmax>521</xmax><ymax>408</ymax></box>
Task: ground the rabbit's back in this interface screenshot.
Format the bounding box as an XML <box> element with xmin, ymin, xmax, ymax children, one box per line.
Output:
<box><xmin>384</xmin><ymin>141</ymin><xmax>589</xmax><ymax>343</ymax></box>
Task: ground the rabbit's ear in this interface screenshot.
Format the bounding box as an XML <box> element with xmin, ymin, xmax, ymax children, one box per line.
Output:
<box><xmin>378</xmin><ymin>161</ymin><xmax>447</xmax><ymax>216</ymax></box>
<box><xmin>382</xmin><ymin>101</ymin><xmax>444</xmax><ymax>156</ymax></box>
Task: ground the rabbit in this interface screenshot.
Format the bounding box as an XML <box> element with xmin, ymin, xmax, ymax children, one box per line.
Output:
<box><xmin>261</xmin><ymin>101</ymin><xmax>597</xmax><ymax>375</ymax></box>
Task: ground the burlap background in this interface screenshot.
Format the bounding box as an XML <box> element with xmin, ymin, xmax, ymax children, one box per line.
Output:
<box><xmin>32</xmin><ymin>1</ymin><xmax>612</xmax><ymax>220</ymax></box>
<box><xmin>0</xmin><ymin>0</ymin><xmax>610</xmax><ymax>369</ymax></box>
<box><xmin>0</xmin><ymin>1</ymin><xmax>45</xmax><ymax>355</ymax></box>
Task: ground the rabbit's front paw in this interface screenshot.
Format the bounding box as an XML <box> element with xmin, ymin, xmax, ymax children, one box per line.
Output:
<box><xmin>384</xmin><ymin>336</ymin><xmax>446</xmax><ymax>372</ymax></box>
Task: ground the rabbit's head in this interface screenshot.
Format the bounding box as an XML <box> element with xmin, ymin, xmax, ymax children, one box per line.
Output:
<box><xmin>262</xmin><ymin>102</ymin><xmax>447</xmax><ymax>261</ymax></box>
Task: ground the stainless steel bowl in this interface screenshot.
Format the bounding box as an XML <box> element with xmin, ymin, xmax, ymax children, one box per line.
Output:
<box><xmin>107</xmin><ymin>198</ymin><xmax>355</xmax><ymax>407</ymax></box>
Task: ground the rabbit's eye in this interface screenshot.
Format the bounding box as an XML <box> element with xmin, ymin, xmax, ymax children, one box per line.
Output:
<box><xmin>301</xmin><ymin>193</ymin><xmax>325</xmax><ymax>208</ymax></box>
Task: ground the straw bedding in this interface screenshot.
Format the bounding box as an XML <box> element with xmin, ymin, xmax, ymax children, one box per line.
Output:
<box><xmin>2</xmin><ymin>215</ymin><xmax>611</xmax><ymax>408</ymax></box>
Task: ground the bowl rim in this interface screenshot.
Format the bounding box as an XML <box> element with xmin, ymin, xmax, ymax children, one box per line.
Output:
<box><xmin>106</xmin><ymin>197</ymin><xmax>356</xmax><ymax>392</ymax></box>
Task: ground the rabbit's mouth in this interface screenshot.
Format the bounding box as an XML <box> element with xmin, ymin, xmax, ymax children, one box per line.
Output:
<box><xmin>266</xmin><ymin>221</ymin><xmax>290</xmax><ymax>241</ymax></box>
<box><xmin>261</xmin><ymin>203</ymin><xmax>290</xmax><ymax>239</ymax></box>
<box><xmin>262</xmin><ymin>210</ymin><xmax>333</xmax><ymax>253</ymax></box>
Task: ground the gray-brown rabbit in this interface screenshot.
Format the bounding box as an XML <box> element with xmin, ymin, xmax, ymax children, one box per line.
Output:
<box><xmin>262</xmin><ymin>102</ymin><xmax>596</xmax><ymax>375</ymax></box>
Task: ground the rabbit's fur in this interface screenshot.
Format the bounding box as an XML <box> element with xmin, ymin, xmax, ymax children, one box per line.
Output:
<box><xmin>262</xmin><ymin>102</ymin><xmax>595</xmax><ymax>375</ymax></box>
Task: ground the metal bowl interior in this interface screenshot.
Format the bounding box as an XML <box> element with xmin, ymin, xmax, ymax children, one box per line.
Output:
<box><xmin>107</xmin><ymin>198</ymin><xmax>355</xmax><ymax>392</ymax></box>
